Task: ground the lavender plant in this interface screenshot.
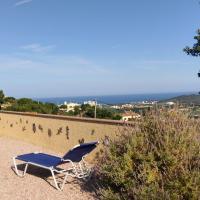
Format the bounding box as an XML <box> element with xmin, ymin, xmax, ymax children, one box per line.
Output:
<box><xmin>94</xmin><ymin>110</ymin><xmax>200</xmax><ymax>200</ymax></box>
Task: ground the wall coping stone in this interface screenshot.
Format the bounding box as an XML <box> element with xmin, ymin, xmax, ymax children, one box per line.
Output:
<box><xmin>0</xmin><ymin>111</ymin><xmax>135</xmax><ymax>126</ymax></box>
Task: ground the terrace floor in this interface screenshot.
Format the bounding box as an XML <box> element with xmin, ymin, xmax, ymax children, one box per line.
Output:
<box><xmin>0</xmin><ymin>137</ymin><xmax>96</xmax><ymax>200</ymax></box>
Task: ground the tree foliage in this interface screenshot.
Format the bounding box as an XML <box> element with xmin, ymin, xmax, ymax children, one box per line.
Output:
<box><xmin>63</xmin><ymin>103</ymin><xmax>122</xmax><ymax>120</ymax></box>
<box><xmin>184</xmin><ymin>29</ymin><xmax>200</xmax><ymax>56</ymax></box>
<box><xmin>0</xmin><ymin>90</ymin><xmax>5</xmax><ymax>104</ymax></box>
<box><xmin>66</xmin><ymin>104</ymin><xmax>122</xmax><ymax>120</ymax></box>
<box><xmin>59</xmin><ymin>104</ymin><xmax>68</xmax><ymax>109</ymax></box>
<box><xmin>4</xmin><ymin>96</ymin><xmax>16</xmax><ymax>104</ymax></box>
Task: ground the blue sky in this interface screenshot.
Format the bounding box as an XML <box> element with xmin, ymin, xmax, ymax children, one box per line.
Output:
<box><xmin>0</xmin><ymin>0</ymin><xmax>200</xmax><ymax>98</ymax></box>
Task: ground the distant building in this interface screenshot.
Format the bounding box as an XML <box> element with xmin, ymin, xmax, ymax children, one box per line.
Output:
<box><xmin>63</xmin><ymin>102</ymin><xmax>80</xmax><ymax>112</ymax></box>
<box><xmin>83</xmin><ymin>100</ymin><xmax>97</xmax><ymax>106</ymax></box>
<box><xmin>166</xmin><ymin>102</ymin><xmax>175</xmax><ymax>106</ymax></box>
<box><xmin>111</xmin><ymin>105</ymin><xmax>121</xmax><ymax>109</ymax></box>
<box><xmin>141</xmin><ymin>101</ymin><xmax>157</xmax><ymax>105</ymax></box>
<box><xmin>121</xmin><ymin>111</ymin><xmax>141</xmax><ymax>121</ymax></box>
<box><xmin>121</xmin><ymin>104</ymin><xmax>134</xmax><ymax>109</ymax></box>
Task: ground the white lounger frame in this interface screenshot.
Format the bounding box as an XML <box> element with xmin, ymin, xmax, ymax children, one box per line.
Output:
<box><xmin>13</xmin><ymin>155</ymin><xmax>92</xmax><ymax>191</ymax></box>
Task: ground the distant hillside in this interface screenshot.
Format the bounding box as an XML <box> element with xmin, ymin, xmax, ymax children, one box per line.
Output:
<box><xmin>159</xmin><ymin>94</ymin><xmax>200</xmax><ymax>105</ymax></box>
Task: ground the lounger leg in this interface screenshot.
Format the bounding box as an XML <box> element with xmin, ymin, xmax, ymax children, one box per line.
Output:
<box><xmin>75</xmin><ymin>161</ymin><xmax>91</xmax><ymax>178</ymax></box>
<box><xmin>50</xmin><ymin>169</ymin><xmax>61</xmax><ymax>191</ymax></box>
<box><xmin>60</xmin><ymin>173</ymin><xmax>68</xmax><ymax>191</ymax></box>
<box><xmin>50</xmin><ymin>169</ymin><xmax>69</xmax><ymax>191</ymax></box>
<box><xmin>78</xmin><ymin>162</ymin><xmax>84</xmax><ymax>178</ymax></box>
<box><xmin>13</xmin><ymin>157</ymin><xmax>29</xmax><ymax>177</ymax></box>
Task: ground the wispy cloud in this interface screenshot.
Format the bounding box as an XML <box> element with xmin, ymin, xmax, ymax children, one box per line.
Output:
<box><xmin>20</xmin><ymin>43</ymin><xmax>55</xmax><ymax>53</ymax></box>
<box><xmin>14</xmin><ymin>0</ymin><xmax>33</xmax><ymax>7</ymax></box>
<box><xmin>111</xmin><ymin>44</ymin><xmax>120</xmax><ymax>49</ymax></box>
<box><xmin>0</xmin><ymin>53</ymin><xmax>109</xmax><ymax>75</ymax></box>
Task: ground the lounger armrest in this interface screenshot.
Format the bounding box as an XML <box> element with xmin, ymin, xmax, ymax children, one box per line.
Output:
<box><xmin>61</xmin><ymin>158</ymin><xmax>73</xmax><ymax>163</ymax></box>
<box><xmin>33</xmin><ymin>151</ymin><xmax>42</xmax><ymax>154</ymax></box>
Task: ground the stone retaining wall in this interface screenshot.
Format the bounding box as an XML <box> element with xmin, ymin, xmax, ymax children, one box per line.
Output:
<box><xmin>0</xmin><ymin>111</ymin><xmax>130</xmax><ymax>160</ymax></box>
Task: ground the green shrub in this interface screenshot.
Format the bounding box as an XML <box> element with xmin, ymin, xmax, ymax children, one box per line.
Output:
<box><xmin>6</xmin><ymin>98</ymin><xmax>58</xmax><ymax>114</ymax></box>
<box><xmin>94</xmin><ymin>110</ymin><xmax>200</xmax><ymax>200</ymax></box>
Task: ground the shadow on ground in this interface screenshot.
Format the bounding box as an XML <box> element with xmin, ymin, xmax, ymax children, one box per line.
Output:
<box><xmin>11</xmin><ymin>163</ymin><xmax>98</xmax><ymax>198</ymax></box>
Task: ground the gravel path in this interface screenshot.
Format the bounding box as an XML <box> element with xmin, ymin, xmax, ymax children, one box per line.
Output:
<box><xmin>0</xmin><ymin>137</ymin><xmax>97</xmax><ymax>200</ymax></box>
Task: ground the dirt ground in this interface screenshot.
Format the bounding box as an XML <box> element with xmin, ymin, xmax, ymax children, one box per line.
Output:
<box><xmin>0</xmin><ymin>137</ymin><xmax>97</xmax><ymax>200</ymax></box>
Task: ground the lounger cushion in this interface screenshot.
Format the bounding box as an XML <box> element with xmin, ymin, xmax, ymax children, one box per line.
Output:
<box><xmin>63</xmin><ymin>141</ymin><xmax>98</xmax><ymax>162</ymax></box>
<box><xmin>16</xmin><ymin>141</ymin><xmax>98</xmax><ymax>167</ymax></box>
<box><xmin>16</xmin><ymin>153</ymin><xmax>62</xmax><ymax>168</ymax></box>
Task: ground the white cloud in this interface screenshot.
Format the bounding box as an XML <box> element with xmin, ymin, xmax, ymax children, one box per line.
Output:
<box><xmin>20</xmin><ymin>43</ymin><xmax>55</xmax><ymax>53</ymax></box>
<box><xmin>15</xmin><ymin>0</ymin><xmax>33</xmax><ymax>6</ymax></box>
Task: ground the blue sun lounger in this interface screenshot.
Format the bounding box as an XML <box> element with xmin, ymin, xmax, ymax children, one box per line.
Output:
<box><xmin>13</xmin><ymin>141</ymin><xmax>99</xmax><ymax>190</ymax></box>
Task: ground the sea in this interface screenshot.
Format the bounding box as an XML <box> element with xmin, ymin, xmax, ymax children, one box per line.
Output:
<box><xmin>35</xmin><ymin>92</ymin><xmax>195</xmax><ymax>105</ymax></box>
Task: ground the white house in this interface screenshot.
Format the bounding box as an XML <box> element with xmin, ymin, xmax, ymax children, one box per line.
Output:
<box><xmin>121</xmin><ymin>111</ymin><xmax>141</xmax><ymax>121</ymax></box>
<box><xmin>83</xmin><ymin>100</ymin><xmax>97</xmax><ymax>106</ymax></box>
<box><xmin>63</xmin><ymin>102</ymin><xmax>80</xmax><ymax>112</ymax></box>
<box><xmin>121</xmin><ymin>104</ymin><xmax>134</xmax><ymax>109</ymax></box>
<box><xmin>111</xmin><ymin>105</ymin><xmax>121</xmax><ymax>109</ymax></box>
<box><xmin>166</xmin><ymin>101</ymin><xmax>175</xmax><ymax>106</ymax></box>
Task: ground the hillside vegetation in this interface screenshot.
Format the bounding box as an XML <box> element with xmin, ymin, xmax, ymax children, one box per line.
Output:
<box><xmin>94</xmin><ymin>110</ymin><xmax>200</xmax><ymax>199</ymax></box>
<box><xmin>5</xmin><ymin>98</ymin><xmax>59</xmax><ymax>114</ymax></box>
<box><xmin>159</xmin><ymin>94</ymin><xmax>200</xmax><ymax>105</ymax></box>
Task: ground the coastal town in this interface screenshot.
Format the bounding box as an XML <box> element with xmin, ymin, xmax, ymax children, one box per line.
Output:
<box><xmin>58</xmin><ymin>100</ymin><xmax>156</xmax><ymax>121</ymax></box>
<box><xmin>2</xmin><ymin>88</ymin><xmax>200</xmax><ymax>122</ymax></box>
<box><xmin>57</xmin><ymin>95</ymin><xmax>200</xmax><ymax>120</ymax></box>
